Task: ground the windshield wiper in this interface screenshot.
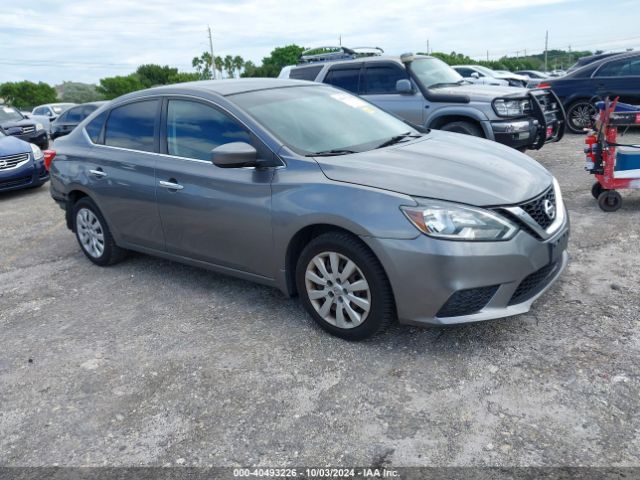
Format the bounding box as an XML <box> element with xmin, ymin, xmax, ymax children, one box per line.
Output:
<box><xmin>375</xmin><ymin>132</ymin><xmax>421</xmax><ymax>149</ymax></box>
<box><xmin>306</xmin><ymin>149</ymin><xmax>358</xmax><ymax>157</ymax></box>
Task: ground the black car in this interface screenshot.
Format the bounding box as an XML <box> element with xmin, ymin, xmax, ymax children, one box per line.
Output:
<box><xmin>566</xmin><ymin>52</ymin><xmax>626</xmax><ymax>73</ymax></box>
<box><xmin>0</xmin><ymin>105</ymin><xmax>49</xmax><ymax>149</ymax></box>
<box><xmin>540</xmin><ymin>51</ymin><xmax>640</xmax><ymax>133</ymax></box>
<box><xmin>51</xmin><ymin>101</ymin><xmax>107</xmax><ymax>140</ymax></box>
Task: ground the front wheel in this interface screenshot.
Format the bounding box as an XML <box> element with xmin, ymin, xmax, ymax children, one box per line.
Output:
<box><xmin>295</xmin><ymin>232</ymin><xmax>395</xmax><ymax>340</ymax></box>
<box><xmin>439</xmin><ymin>120</ymin><xmax>483</xmax><ymax>137</ymax></box>
<box><xmin>597</xmin><ymin>190</ymin><xmax>622</xmax><ymax>212</ymax></box>
<box><xmin>566</xmin><ymin>100</ymin><xmax>597</xmax><ymax>134</ymax></box>
<box><xmin>591</xmin><ymin>181</ymin><xmax>605</xmax><ymax>199</ymax></box>
<box><xmin>73</xmin><ymin>197</ymin><xmax>127</xmax><ymax>266</ymax></box>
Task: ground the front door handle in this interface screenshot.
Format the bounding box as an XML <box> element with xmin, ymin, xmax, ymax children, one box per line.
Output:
<box><xmin>89</xmin><ymin>168</ymin><xmax>107</xmax><ymax>178</ymax></box>
<box><xmin>159</xmin><ymin>180</ymin><xmax>184</xmax><ymax>190</ymax></box>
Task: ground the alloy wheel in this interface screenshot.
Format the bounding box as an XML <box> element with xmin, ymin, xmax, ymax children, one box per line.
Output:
<box><xmin>76</xmin><ymin>208</ymin><xmax>105</xmax><ymax>258</ymax></box>
<box><xmin>569</xmin><ymin>103</ymin><xmax>597</xmax><ymax>131</ymax></box>
<box><xmin>304</xmin><ymin>251</ymin><xmax>371</xmax><ymax>329</ymax></box>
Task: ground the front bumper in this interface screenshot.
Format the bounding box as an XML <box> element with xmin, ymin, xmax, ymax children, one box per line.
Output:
<box><xmin>362</xmin><ymin>220</ymin><xmax>570</xmax><ymax>326</ymax></box>
<box><xmin>11</xmin><ymin>130</ymin><xmax>49</xmax><ymax>148</ymax></box>
<box><xmin>490</xmin><ymin>89</ymin><xmax>566</xmax><ymax>150</ymax></box>
<box><xmin>0</xmin><ymin>157</ymin><xmax>49</xmax><ymax>193</ymax></box>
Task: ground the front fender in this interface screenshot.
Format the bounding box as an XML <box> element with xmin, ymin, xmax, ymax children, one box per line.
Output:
<box><xmin>426</xmin><ymin>106</ymin><xmax>494</xmax><ymax>139</ymax></box>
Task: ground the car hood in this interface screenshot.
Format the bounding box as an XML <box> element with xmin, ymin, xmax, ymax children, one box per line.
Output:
<box><xmin>0</xmin><ymin>118</ymin><xmax>35</xmax><ymax>128</ymax></box>
<box><xmin>432</xmin><ymin>84</ymin><xmax>529</xmax><ymax>101</ymax></box>
<box><xmin>493</xmin><ymin>73</ymin><xmax>529</xmax><ymax>81</ymax></box>
<box><xmin>312</xmin><ymin>130</ymin><xmax>552</xmax><ymax>206</ymax></box>
<box><xmin>0</xmin><ymin>135</ymin><xmax>31</xmax><ymax>155</ymax></box>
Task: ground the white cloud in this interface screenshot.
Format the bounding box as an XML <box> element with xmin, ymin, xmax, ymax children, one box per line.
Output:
<box><xmin>0</xmin><ymin>0</ymin><xmax>638</xmax><ymax>84</ymax></box>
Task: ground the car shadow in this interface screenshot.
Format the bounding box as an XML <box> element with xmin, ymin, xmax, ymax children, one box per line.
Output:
<box><xmin>0</xmin><ymin>184</ymin><xmax>47</xmax><ymax>201</ymax></box>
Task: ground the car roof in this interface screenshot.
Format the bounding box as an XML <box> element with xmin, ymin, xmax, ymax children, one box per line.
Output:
<box><xmin>566</xmin><ymin>50</ymin><xmax>639</xmax><ymax>77</ymax></box>
<box><xmin>120</xmin><ymin>78</ymin><xmax>321</xmax><ymax>100</ymax></box>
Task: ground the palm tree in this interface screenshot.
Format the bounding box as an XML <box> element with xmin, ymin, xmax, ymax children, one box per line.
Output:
<box><xmin>232</xmin><ymin>55</ymin><xmax>244</xmax><ymax>77</ymax></box>
<box><xmin>223</xmin><ymin>55</ymin><xmax>234</xmax><ymax>79</ymax></box>
<box><xmin>214</xmin><ymin>57</ymin><xmax>224</xmax><ymax>79</ymax></box>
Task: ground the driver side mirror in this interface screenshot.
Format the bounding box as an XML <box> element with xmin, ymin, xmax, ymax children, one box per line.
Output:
<box><xmin>470</xmin><ymin>72</ymin><xmax>480</xmax><ymax>79</ymax></box>
<box><xmin>211</xmin><ymin>142</ymin><xmax>259</xmax><ymax>168</ymax></box>
<box><xmin>396</xmin><ymin>79</ymin><xmax>414</xmax><ymax>94</ymax></box>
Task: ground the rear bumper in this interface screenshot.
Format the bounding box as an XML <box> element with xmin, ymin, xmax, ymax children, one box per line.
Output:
<box><xmin>362</xmin><ymin>220</ymin><xmax>570</xmax><ymax>326</ymax></box>
<box><xmin>0</xmin><ymin>159</ymin><xmax>49</xmax><ymax>193</ymax></box>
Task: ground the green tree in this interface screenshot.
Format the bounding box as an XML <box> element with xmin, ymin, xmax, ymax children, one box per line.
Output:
<box><xmin>214</xmin><ymin>56</ymin><xmax>224</xmax><ymax>78</ymax></box>
<box><xmin>223</xmin><ymin>55</ymin><xmax>235</xmax><ymax>78</ymax></box>
<box><xmin>242</xmin><ymin>44</ymin><xmax>305</xmax><ymax>77</ymax></box>
<box><xmin>232</xmin><ymin>55</ymin><xmax>245</xmax><ymax>77</ymax></box>
<box><xmin>192</xmin><ymin>52</ymin><xmax>213</xmax><ymax>79</ymax></box>
<box><xmin>97</xmin><ymin>74</ymin><xmax>144</xmax><ymax>100</ymax></box>
<box><xmin>57</xmin><ymin>82</ymin><xmax>104</xmax><ymax>103</ymax></box>
<box><xmin>136</xmin><ymin>64</ymin><xmax>179</xmax><ymax>88</ymax></box>
<box><xmin>0</xmin><ymin>81</ymin><xmax>57</xmax><ymax>109</ymax></box>
<box><xmin>167</xmin><ymin>72</ymin><xmax>202</xmax><ymax>83</ymax></box>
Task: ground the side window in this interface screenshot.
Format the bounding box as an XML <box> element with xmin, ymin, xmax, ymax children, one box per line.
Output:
<box><xmin>33</xmin><ymin>107</ymin><xmax>44</xmax><ymax>115</ymax></box>
<box><xmin>290</xmin><ymin>66</ymin><xmax>323</xmax><ymax>81</ymax></box>
<box><xmin>66</xmin><ymin>107</ymin><xmax>84</xmax><ymax>123</ymax></box>
<box><xmin>104</xmin><ymin>100</ymin><xmax>158</xmax><ymax>152</ymax></box>
<box><xmin>363</xmin><ymin>66</ymin><xmax>408</xmax><ymax>94</ymax></box>
<box><xmin>56</xmin><ymin>110</ymin><xmax>69</xmax><ymax>123</ymax></box>
<box><xmin>456</xmin><ymin>67</ymin><xmax>474</xmax><ymax>77</ymax></box>
<box><xmin>80</xmin><ymin>105</ymin><xmax>98</xmax><ymax>121</ymax></box>
<box><xmin>324</xmin><ymin>68</ymin><xmax>360</xmax><ymax>93</ymax></box>
<box><xmin>166</xmin><ymin>100</ymin><xmax>250</xmax><ymax>160</ymax></box>
<box><xmin>596</xmin><ymin>59</ymin><xmax>627</xmax><ymax>77</ymax></box>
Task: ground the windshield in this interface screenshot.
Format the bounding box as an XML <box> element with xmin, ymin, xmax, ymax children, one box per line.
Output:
<box><xmin>52</xmin><ymin>104</ymin><xmax>74</xmax><ymax>114</ymax></box>
<box><xmin>409</xmin><ymin>58</ymin><xmax>463</xmax><ymax>89</ymax></box>
<box><xmin>474</xmin><ymin>65</ymin><xmax>497</xmax><ymax>76</ymax></box>
<box><xmin>230</xmin><ymin>86</ymin><xmax>418</xmax><ymax>155</ymax></box>
<box><xmin>0</xmin><ymin>106</ymin><xmax>24</xmax><ymax>123</ymax></box>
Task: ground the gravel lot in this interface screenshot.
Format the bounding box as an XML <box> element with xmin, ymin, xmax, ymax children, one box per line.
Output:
<box><xmin>1</xmin><ymin>133</ymin><xmax>639</xmax><ymax>468</ymax></box>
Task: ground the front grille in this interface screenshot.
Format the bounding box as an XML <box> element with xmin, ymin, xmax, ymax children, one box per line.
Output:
<box><xmin>520</xmin><ymin>186</ymin><xmax>556</xmax><ymax>230</ymax></box>
<box><xmin>509</xmin><ymin>261</ymin><xmax>560</xmax><ymax>305</ymax></box>
<box><xmin>21</xmin><ymin>126</ymin><xmax>35</xmax><ymax>134</ymax></box>
<box><xmin>0</xmin><ymin>175</ymin><xmax>32</xmax><ymax>189</ymax></box>
<box><xmin>0</xmin><ymin>153</ymin><xmax>29</xmax><ymax>170</ymax></box>
<box><xmin>437</xmin><ymin>285</ymin><xmax>499</xmax><ymax>318</ymax></box>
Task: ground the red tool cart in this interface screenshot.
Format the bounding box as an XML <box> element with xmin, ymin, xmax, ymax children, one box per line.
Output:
<box><xmin>584</xmin><ymin>98</ymin><xmax>640</xmax><ymax>211</ymax></box>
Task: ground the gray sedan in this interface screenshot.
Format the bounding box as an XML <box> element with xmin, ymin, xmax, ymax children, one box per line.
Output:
<box><xmin>49</xmin><ymin>79</ymin><xmax>569</xmax><ymax>340</ymax></box>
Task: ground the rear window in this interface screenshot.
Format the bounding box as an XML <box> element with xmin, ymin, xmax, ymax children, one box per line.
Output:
<box><xmin>104</xmin><ymin>100</ymin><xmax>158</xmax><ymax>152</ymax></box>
<box><xmin>324</xmin><ymin>68</ymin><xmax>360</xmax><ymax>93</ymax></box>
<box><xmin>290</xmin><ymin>65</ymin><xmax>323</xmax><ymax>81</ymax></box>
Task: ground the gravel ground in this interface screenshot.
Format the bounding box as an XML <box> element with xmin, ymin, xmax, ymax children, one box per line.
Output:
<box><xmin>0</xmin><ymin>133</ymin><xmax>639</xmax><ymax>468</ymax></box>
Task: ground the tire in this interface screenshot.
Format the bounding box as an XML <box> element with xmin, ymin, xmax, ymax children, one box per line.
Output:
<box><xmin>597</xmin><ymin>190</ymin><xmax>622</xmax><ymax>212</ymax></box>
<box><xmin>439</xmin><ymin>120</ymin><xmax>484</xmax><ymax>137</ymax></box>
<box><xmin>295</xmin><ymin>232</ymin><xmax>395</xmax><ymax>340</ymax></box>
<box><xmin>591</xmin><ymin>181</ymin><xmax>605</xmax><ymax>199</ymax></box>
<box><xmin>72</xmin><ymin>197</ymin><xmax>127</xmax><ymax>266</ymax></box>
<box><xmin>566</xmin><ymin>100</ymin><xmax>597</xmax><ymax>134</ymax></box>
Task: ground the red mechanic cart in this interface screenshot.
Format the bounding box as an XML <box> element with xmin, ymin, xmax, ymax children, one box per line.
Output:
<box><xmin>584</xmin><ymin>97</ymin><xmax>640</xmax><ymax>211</ymax></box>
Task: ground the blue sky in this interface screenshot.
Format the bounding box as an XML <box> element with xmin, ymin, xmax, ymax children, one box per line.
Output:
<box><xmin>1</xmin><ymin>0</ymin><xmax>639</xmax><ymax>85</ymax></box>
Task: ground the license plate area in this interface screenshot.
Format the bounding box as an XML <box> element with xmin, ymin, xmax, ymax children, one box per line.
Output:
<box><xmin>549</xmin><ymin>230</ymin><xmax>569</xmax><ymax>263</ymax></box>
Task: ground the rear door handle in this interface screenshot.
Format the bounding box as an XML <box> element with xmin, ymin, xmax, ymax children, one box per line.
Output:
<box><xmin>89</xmin><ymin>169</ymin><xmax>107</xmax><ymax>178</ymax></box>
<box><xmin>159</xmin><ymin>180</ymin><xmax>184</xmax><ymax>190</ymax></box>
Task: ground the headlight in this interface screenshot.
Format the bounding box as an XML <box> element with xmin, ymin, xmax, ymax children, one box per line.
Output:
<box><xmin>493</xmin><ymin>98</ymin><xmax>531</xmax><ymax>117</ymax></box>
<box><xmin>36</xmin><ymin>122</ymin><xmax>44</xmax><ymax>131</ymax></box>
<box><xmin>401</xmin><ymin>202</ymin><xmax>518</xmax><ymax>241</ymax></box>
<box><xmin>30</xmin><ymin>143</ymin><xmax>44</xmax><ymax>160</ymax></box>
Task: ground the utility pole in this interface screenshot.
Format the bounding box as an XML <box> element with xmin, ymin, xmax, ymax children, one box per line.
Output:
<box><xmin>544</xmin><ymin>30</ymin><xmax>549</xmax><ymax>72</ymax></box>
<box><xmin>427</xmin><ymin>39</ymin><xmax>430</xmax><ymax>55</ymax></box>
<box><xmin>486</xmin><ymin>50</ymin><xmax>489</xmax><ymax>61</ymax></box>
<box><xmin>207</xmin><ymin>25</ymin><xmax>216</xmax><ymax>80</ymax></box>
<box><xmin>339</xmin><ymin>34</ymin><xmax>342</xmax><ymax>46</ymax></box>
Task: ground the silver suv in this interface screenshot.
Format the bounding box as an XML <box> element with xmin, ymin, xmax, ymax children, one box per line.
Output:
<box><xmin>49</xmin><ymin>79</ymin><xmax>569</xmax><ymax>340</ymax></box>
<box><xmin>280</xmin><ymin>51</ymin><xmax>565</xmax><ymax>151</ymax></box>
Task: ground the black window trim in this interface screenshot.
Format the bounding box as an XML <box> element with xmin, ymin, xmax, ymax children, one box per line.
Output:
<box><xmin>362</xmin><ymin>61</ymin><xmax>410</xmax><ymax>95</ymax></box>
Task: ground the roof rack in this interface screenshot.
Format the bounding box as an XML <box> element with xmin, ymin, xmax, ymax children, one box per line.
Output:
<box><xmin>298</xmin><ymin>46</ymin><xmax>384</xmax><ymax>64</ymax></box>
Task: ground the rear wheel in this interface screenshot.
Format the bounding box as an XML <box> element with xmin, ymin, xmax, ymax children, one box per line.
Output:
<box><xmin>597</xmin><ymin>190</ymin><xmax>622</xmax><ymax>212</ymax></box>
<box><xmin>440</xmin><ymin>120</ymin><xmax>483</xmax><ymax>137</ymax></box>
<box><xmin>295</xmin><ymin>232</ymin><xmax>395</xmax><ymax>340</ymax></box>
<box><xmin>591</xmin><ymin>181</ymin><xmax>605</xmax><ymax>199</ymax></box>
<box><xmin>566</xmin><ymin>100</ymin><xmax>597</xmax><ymax>134</ymax></box>
<box><xmin>73</xmin><ymin>197</ymin><xmax>127</xmax><ymax>266</ymax></box>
